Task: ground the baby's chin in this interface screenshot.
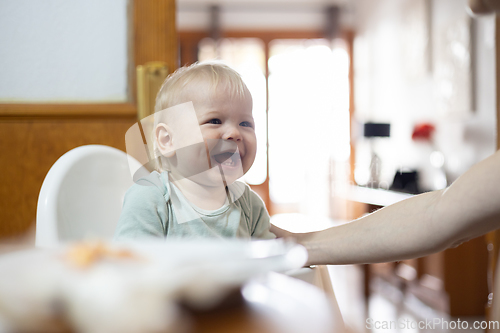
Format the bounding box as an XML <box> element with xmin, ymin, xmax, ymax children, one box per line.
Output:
<box><xmin>179</xmin><ymin>166</ymin><xmax>240</xmax><ymax>188</ymax></box>
<box><xmin>168</xmin><ymin>154</ymin><xmax>251</xmax><ymax>187</ymax></box>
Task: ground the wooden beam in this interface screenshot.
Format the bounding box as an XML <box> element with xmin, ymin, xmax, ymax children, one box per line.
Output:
<box><xmin>468</xmin><ymin>0</ymin><xmax>500</xmax><ymax>15</ymax></box>
<box><xmin>0</xmin><ymin>103</ymin><xmax>136</xmax><ymax>118</ymax></box>
<box><xmin>134</xmin><ymin>0</ymin><xmax>177</xmax><ymax>71</ymax></box>
<box><xmin>179</xmin><ymin>29</ymin><xmax>324</xmax><ymax>45</ymax></box>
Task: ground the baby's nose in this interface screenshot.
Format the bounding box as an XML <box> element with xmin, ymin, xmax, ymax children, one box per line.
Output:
<box><xmin>223</xmin><ymin>126</ymin><xmax>242</xmax><ymax>141</ymax></box>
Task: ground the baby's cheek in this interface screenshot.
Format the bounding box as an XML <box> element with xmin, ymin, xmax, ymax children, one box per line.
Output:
<box><xmin>244</xmin><ymin>148</ymin><xmax>257</xmax><ymax>170</ymax></box>
<box><xmin>203</xmin><ymin>139</ymin><xmax>210</xmax><ymax>154</ymax></box>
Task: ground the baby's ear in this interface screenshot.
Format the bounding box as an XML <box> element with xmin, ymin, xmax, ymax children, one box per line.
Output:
<box><xmin>155</xmin><ymin>123</ymin><xmax>176</xmax><ymax>158</ymax></box>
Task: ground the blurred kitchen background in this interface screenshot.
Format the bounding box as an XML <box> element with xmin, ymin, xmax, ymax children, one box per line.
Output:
<box><xmin>0</xmin><ymin>0</ymin><xmax>498</xmax><ymax>332</ymax></box>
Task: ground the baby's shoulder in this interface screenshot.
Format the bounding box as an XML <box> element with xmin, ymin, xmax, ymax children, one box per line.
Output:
<box><xmin>126</xmin><ymin>171</ymin><xmax>168</xmax><ymax>200</ymax></box>
<box><xmin>229</xmin><ymin>181</ymin><xmax>264</xmax><ymax>210</ymax></box>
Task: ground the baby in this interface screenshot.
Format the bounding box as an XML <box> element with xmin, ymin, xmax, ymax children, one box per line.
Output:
<box><xmin>115</xmin><ymin>62</ymin><xmax>275</xmax><ymax>240</ymax></box>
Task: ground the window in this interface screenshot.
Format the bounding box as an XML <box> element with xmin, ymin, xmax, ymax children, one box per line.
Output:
<box><xmin>195</xmin><ymin>35</ymin><xmax>351</xmax><ymax>215</ymax></box>
<box><xmin>199</xmin><ymin>38</ymin><xmax>267</xmax><ymax>186</ymax></box>
<box><xmin>268</xmin><ymin>39</ymin><xmax>350</xmax><ymax>215</ymax></box>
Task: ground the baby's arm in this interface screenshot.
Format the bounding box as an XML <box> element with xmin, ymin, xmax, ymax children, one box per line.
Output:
<box><xmin>114</xmin><ymin>183</ymin><xmax>167</xmax><ymax>240</ymax></box>
<box><xmin>296</xmin><ymin>150</ymin><xmax>500</xmax><ymax>266</ymax></box>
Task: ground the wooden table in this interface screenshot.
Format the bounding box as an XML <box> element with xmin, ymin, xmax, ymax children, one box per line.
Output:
<box><xmin>190</xmin><ymin>272</ymin><xmax>344</xmax><ymax>333</ymax></box>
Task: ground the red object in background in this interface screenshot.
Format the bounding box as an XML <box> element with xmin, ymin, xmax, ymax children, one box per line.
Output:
<box><xmin>412</xmin><ymin>123</ymin><xmax>435</xmax><ymax>141</ymax></box>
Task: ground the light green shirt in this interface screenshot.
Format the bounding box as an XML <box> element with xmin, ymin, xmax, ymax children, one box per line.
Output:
<box><xmin>114</xmin><ymin>171</ymin><xmax>275</xmax><ymax>240</ymax></box>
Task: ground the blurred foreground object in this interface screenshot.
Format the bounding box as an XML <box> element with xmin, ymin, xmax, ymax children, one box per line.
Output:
<box><xmin>0</xmin><ymin>239</ymin><xmax>314</xmax><ymax>333</ymax></box>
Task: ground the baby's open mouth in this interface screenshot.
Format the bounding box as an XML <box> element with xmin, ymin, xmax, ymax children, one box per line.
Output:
<box><xmin>213</xmin><ymin>152</ymin><xmax>240</xmax><ymax>167</ymax></box>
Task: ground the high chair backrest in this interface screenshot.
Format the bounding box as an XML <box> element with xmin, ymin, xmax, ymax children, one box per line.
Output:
<box><xmin>36</xmin><ymin>145</ymin><xmax>142</xmax><ymax>248</ymax></box>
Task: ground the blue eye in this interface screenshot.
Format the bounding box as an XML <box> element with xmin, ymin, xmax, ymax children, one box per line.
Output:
<box><xmin>208</xmin><ymin>119</ymin><xmax>222</xmax><ymax>124</ymax></box>
<box><xmin>240</xmin><ymin>121</ymin><xmax>253</xmax><ymax>128</ymax></box>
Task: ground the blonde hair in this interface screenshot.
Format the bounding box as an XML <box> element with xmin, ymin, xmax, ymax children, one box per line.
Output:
<box><xmin>155</xmin><ymin>61</ymin><xmax>247</xmax><ymax>112</ymax></box>
<box><xmin>152</xmin><ymin>61</ymin><xmax>249</xmax><ymax>171</ymax></box>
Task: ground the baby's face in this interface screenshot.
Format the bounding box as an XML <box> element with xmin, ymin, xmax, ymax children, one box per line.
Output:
<box><xmin>160</xmin><ymin>83</ymin><xmax>256</xmax><ymax>187</ymax></box>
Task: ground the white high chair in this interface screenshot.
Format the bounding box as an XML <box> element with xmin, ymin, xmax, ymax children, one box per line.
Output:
<box><xmin>36</xmin><ymin>145</ymin><xmax>143</xmax><ymax>248</ymax></box>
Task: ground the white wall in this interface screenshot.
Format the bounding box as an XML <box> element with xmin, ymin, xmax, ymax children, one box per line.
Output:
<box><xmin>352</xmin><ymin>0</ymin><xmax>496</xmax><ymax>185</ymax></box>
<box><xmin>467</xmin><ymin>14</ymin><xmax>497</xmax><ymax>163</ymax></box>
<box><xmin>177</xmin><ymin>0</ymin><xmax>496</xmax><ymax>185</ymax></box>
<box><xmin>0</xmin><ymin>0</ymin><xmax>129</xmax><ymax>102</ymax></box>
